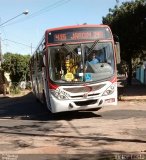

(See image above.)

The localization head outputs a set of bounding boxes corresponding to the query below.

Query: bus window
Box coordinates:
[48,42,114,83]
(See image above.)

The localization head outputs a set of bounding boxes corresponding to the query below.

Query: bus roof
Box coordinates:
[45,24,110,34]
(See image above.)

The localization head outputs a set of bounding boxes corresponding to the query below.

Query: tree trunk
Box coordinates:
[127,58,132,85]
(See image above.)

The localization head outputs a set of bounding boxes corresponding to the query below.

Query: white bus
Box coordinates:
[30,24,120,113]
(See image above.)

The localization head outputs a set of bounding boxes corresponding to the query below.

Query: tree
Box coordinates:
[103,0,146,85]
[2,52,31,84]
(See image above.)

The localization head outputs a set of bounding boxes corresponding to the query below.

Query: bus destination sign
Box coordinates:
[48,27,112,43]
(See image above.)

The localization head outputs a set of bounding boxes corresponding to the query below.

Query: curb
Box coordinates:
[120,96,146,101]
[0,90,31,98]
[8,90,31,98]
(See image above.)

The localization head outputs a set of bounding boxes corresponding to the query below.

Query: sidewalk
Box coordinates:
[0,90,31,99]
[118,77,146,101]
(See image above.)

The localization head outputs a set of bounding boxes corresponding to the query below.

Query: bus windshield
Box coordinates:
[48,42,114,84]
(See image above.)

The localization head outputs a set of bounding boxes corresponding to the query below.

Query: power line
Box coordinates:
[0,11,29,66]
[2,39,34,48]
[0,0,71,56]
[2,39,34,55]
[28,0,70,19]
[0,10,28,27]
[2,0,71,28]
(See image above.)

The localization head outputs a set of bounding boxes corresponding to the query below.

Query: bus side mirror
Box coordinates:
[115,42,121,64]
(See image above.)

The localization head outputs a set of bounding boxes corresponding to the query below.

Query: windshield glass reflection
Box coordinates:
[49,42,114,84]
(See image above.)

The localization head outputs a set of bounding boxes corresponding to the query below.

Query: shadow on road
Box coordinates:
[0,92,146,156]
[0,92,101,121]
[0,150,142,160]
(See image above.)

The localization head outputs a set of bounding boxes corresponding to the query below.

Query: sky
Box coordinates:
[0,0,128,55]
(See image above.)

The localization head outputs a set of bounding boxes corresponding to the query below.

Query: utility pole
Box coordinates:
[31,43,33,55]
[0,35,5,95]
[0,36,2,68]
[0,10,29,67]
[0,16,2,68]
[0,10,29,96]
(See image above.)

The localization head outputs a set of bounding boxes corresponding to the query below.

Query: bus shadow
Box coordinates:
[47,110,102,121]
[0,92,102,121]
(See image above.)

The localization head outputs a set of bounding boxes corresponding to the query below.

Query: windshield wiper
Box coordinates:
[87,39,100,57]
[62,43,78,58]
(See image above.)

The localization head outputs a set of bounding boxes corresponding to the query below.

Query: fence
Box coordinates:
[136,62,146,85]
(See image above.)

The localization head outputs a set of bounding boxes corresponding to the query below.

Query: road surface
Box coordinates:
[0,92,146,159]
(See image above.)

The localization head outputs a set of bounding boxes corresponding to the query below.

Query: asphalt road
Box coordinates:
[0,92,146,160]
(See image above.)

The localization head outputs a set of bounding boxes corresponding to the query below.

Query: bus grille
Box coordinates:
[74,100,97,106]
[63,84,105,93]
[70,93,100,98]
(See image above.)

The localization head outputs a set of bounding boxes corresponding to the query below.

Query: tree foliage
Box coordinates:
[103,0,146,85]
[2,52,31,83]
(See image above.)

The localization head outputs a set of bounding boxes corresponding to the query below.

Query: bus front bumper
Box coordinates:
[49,96,117,113]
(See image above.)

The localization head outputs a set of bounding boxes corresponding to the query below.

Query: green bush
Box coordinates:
[10,84,21,95]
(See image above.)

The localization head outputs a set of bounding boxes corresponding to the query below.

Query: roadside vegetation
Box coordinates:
[1,0,146,93]
[1,52,31,94]
[103,0,146,85]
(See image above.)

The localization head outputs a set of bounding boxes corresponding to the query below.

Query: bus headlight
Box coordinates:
[102,84,115,96]
[51,89,69,100]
